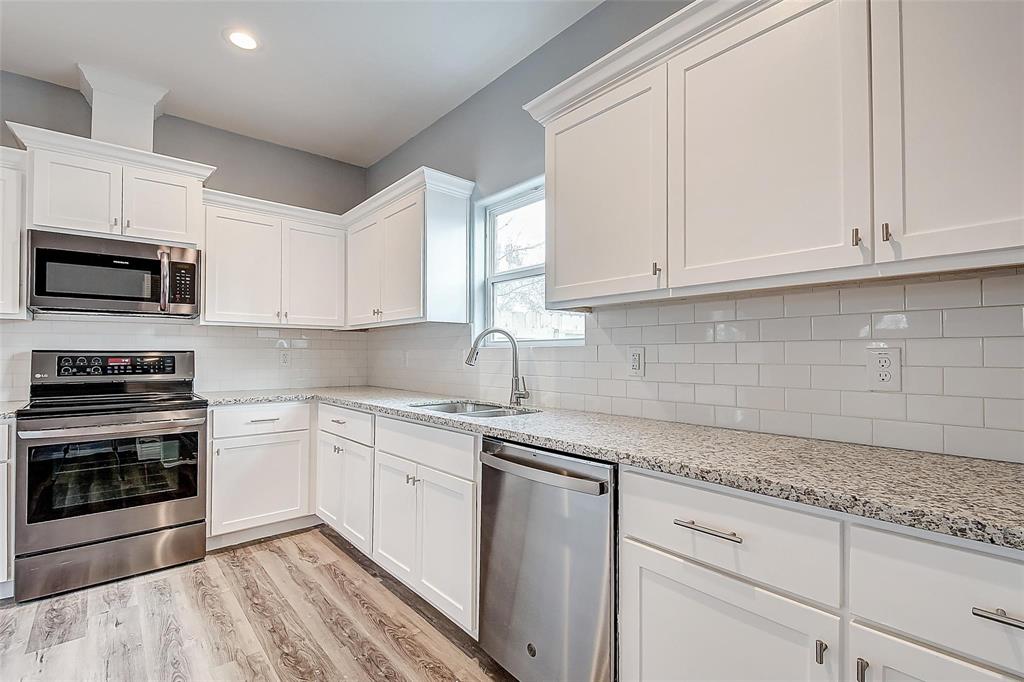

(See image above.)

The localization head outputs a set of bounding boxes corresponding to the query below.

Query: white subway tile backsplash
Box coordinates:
[906,279,980,310]
[695,300,736,322]
[905,338,983,367]
[785,290,838,317]
[943,306,1024,337]
[984,399,1024,431]
[906,395,983,427]
[981,274,1024,306]
[984,338,1024,367]
[840,285,904,314]
[361,272,1024,463]
[944,426,1024,463]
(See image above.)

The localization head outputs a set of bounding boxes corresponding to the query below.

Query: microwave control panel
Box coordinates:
[56,355,176,377]
[170,262,197,304]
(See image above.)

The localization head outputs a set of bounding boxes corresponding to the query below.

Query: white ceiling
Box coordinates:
[0,1,600,167]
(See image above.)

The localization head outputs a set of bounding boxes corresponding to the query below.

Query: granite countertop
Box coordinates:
[0,401,25,420]
[204,386,1024,551]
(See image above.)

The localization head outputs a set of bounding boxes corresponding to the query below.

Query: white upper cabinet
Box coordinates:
[203,191,348,328]
[379,190,425,323]
[205,205,283,325]
[666,0,872,287]
[122,165,203,243]
[283,219,345,327]
[30,149,122,234]
[871,0,1024,261]
[9,123,214,244]
[544,65,667,303]
[342,167,473,328]
[526,0,1024,307]
[0,153,25,317]
[346,215,383,326]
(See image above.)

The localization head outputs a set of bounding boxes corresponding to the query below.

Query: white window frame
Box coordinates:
[479,177,584,347]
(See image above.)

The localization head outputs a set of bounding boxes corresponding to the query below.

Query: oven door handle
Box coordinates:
[159,251,171,312]
[18,417,206,440]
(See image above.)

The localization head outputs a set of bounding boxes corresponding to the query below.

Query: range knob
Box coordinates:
[90,357,102,365]
[59,366,73,375]
[75,356,88,366]
[88,366,102,375]
[59,357,72,366]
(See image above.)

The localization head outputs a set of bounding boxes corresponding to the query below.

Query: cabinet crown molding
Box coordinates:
[202,188,345,228]
[340,166,474,229]
[5,121,216,180]
[0,146,26,171]
[523,0,768,125]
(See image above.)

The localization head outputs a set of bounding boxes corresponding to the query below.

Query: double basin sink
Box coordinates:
[412,401,539,418]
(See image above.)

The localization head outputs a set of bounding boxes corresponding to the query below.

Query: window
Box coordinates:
[484,185,584,343]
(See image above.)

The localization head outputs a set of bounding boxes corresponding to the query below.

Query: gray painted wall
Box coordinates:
[366,0,691,197]
[0,70,366,215]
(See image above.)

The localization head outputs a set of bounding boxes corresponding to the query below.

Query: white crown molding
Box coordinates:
[77,64,168,118]
[5,122,216,180]
[340,166,475,228]
[203,188,345,228]
[523,0,770,124]
[0,146,27,171]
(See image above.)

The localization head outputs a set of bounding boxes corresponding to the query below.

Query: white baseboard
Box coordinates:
[0,580,12,600]
[206,514,322,552]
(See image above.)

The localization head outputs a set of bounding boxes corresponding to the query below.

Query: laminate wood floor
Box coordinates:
[0,528,512,682]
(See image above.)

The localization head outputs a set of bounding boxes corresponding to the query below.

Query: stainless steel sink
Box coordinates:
[411,401,539,418]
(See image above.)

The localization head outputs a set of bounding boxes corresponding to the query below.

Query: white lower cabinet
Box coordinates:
[620,537,840,682]
[372,443,476,632]
[848,624,1018,682]
[0,432,8,583]
[316,430,373,555]
[211,430,310,536]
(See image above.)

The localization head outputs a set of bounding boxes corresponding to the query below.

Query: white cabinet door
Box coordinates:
[211,430,310,536]
[545,66,667,303]
[346,216,382,326]
[667,0,872,288]
[0,167,23,315]
[380,191,424,323]
[315,431,344,531]
[849,624,1017,682]
[30,150,122,234]
[282,220,345,327]
[204,206,283,325]
[416,465,474,630]
[372,450,418,583]
[620,538,839,682]
[0,459,8,583]
[872,0,1024,262]
[121,166,202,244]
[339,439,374,555]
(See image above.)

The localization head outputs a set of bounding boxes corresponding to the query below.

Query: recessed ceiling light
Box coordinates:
[226,30,258,51]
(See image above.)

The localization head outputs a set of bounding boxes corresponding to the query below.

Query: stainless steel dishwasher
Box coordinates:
[479,438,615,682]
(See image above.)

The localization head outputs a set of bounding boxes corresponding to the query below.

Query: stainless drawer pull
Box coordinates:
[814,640,828,665]
[856,658,869,682]
[673,519,743,544]
[330,419,347,425]
[972,607,1024,631]
[247,417,280,424]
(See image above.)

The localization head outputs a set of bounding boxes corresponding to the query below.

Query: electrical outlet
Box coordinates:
[279,350,291,368]
[866,347,901,391]
[628,346,645,377]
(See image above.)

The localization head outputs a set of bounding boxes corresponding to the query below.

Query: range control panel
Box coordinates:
[56,354,177,377]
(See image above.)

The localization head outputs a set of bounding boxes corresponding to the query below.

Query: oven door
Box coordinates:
[27,230,199,317]
[15,410,207,556]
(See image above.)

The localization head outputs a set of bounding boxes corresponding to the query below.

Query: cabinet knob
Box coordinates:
[856,657,869,682]
[881,222,892,242]
[112,217,119,227]
[276,311,281,319]
[215,448,220,457]
[851,228,863,246]
[814,640,828,665]
[284,311,289,321]
[652,261,662,276]
[125,219,131,229]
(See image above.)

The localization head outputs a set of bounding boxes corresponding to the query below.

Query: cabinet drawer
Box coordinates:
[375,417,475,480]
[850,525,1024,675]
[621,471,841,606]
[212,402,310,438]
[318,403,373,445]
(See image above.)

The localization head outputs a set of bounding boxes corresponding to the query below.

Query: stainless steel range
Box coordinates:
[14,350,207,601]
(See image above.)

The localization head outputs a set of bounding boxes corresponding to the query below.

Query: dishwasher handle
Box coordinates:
[480,451,608,496]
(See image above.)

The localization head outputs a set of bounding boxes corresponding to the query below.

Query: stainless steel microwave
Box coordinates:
[28,230,200,318]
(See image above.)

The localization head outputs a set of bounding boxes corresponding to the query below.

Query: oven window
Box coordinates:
[25,433,200,524]
[35,248,160,302]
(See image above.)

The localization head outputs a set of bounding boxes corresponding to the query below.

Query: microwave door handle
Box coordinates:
[159,252,170,312]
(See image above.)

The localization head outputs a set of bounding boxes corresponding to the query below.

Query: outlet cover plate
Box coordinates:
[866,347,901,391]
[628,346,645,377]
